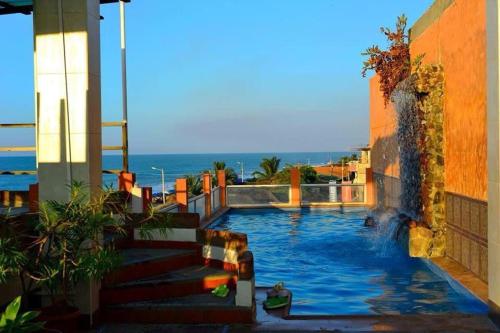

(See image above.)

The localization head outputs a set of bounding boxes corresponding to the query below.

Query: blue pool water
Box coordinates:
[210,208,488,315]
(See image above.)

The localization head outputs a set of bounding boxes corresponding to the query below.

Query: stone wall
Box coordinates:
[445,192,488,282]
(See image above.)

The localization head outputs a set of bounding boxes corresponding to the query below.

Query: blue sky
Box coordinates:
[0,0,433,154]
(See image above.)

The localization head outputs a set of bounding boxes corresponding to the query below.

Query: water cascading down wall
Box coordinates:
[393,65,445,257]
[370,0,488,281]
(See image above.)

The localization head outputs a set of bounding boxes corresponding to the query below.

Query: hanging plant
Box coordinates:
[362,15,412,105]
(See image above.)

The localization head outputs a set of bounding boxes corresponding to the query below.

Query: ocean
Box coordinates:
[0,152,351,193]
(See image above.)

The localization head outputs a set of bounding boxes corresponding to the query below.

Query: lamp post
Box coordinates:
[152,166,166,204]
[237,162,244,184]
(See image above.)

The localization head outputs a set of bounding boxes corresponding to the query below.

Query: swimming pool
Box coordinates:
[209,208,487,315]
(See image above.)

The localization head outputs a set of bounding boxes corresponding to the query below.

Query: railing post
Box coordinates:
[217,170,226,208]
[142,187,152,213]
[28,183,39,212]
[290,167,301,207]
[176,178,188,212]
[341,182,352,203]
[203,173,212,218]
[118,171,136,193]
[365,167,374,206]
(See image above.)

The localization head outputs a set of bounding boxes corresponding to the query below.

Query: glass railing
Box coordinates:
[212,186,221,211]
[188,193,206,220]
[300,184,365,204]
[226,185,290,207]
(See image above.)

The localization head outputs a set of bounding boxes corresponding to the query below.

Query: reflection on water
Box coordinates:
[209,208,487,315]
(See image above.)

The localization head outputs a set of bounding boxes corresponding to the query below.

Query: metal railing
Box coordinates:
[188,193,206,220]
[0,121,128,175]
[227,184,291,207]
[300,183,365,204]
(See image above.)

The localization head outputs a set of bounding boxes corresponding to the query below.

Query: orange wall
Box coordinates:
[369,76,399,179]
[410,0,487,201]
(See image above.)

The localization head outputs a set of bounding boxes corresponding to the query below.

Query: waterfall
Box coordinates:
[368,211,407,257]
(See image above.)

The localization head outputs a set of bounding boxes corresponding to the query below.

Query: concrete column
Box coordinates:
[217,170,226,208]
[176,178,188,212]
[203,173,212,218]
[28,183,39,212]
[34,0,102,202]
[365,167,374,206]
[487,0,500,318]
[290,167,300,207]
[118,171,136,193]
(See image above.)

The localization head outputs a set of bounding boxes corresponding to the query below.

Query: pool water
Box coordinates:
[210,208,488,315]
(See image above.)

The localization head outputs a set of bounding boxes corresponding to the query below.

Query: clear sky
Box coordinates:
[0,0,433,154]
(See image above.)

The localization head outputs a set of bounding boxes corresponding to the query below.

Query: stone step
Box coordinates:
[101,265,237,305]
[103,248,201,286]
[102,292,254,324]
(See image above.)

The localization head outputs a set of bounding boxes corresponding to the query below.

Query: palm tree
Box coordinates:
[185,175,203,196]
[212,161,238,185]
[252,156,281,180]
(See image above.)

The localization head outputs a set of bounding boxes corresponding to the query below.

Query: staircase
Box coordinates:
[100,217,255,325]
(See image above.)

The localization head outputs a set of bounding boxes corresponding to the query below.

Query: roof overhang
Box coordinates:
[0,0,130,16]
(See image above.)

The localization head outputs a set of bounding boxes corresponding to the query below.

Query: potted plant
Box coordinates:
[29,182,125,331]
[0,182,171,332]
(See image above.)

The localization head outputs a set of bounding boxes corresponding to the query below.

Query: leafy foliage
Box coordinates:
[252,157,281,181]
[29,182,125,304]
[273,165,318,184]
[133,211,172,241]
[184,175,203,196]
[0,213,28,285]
[0,296,44,333]
[337,154,358,164]
[212,161,238,185]
[362,15,412,104]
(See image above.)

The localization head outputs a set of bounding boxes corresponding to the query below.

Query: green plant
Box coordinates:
[0,213,27,285]
[362,15,412,105]
[252,157,281,181]
[273,165,318,184]
[184,175,203,196]
[212,161,238,185]
[0,296,44,333]
[337,154,358,164]
[30,182,125,305]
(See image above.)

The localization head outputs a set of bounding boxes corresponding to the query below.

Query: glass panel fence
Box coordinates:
[188,194,206,220]
[227,185,290,207]
[159,203,179,213]
[300,184,365,204]
[212,187,221,211]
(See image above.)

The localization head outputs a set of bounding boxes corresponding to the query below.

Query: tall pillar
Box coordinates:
[203,173,212,218]
[487,0,500,319]
[34,0,102,202]
[217,170,226,208]
[365,167,374,206]
[176,178,188,213]
[290,167,300,207]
